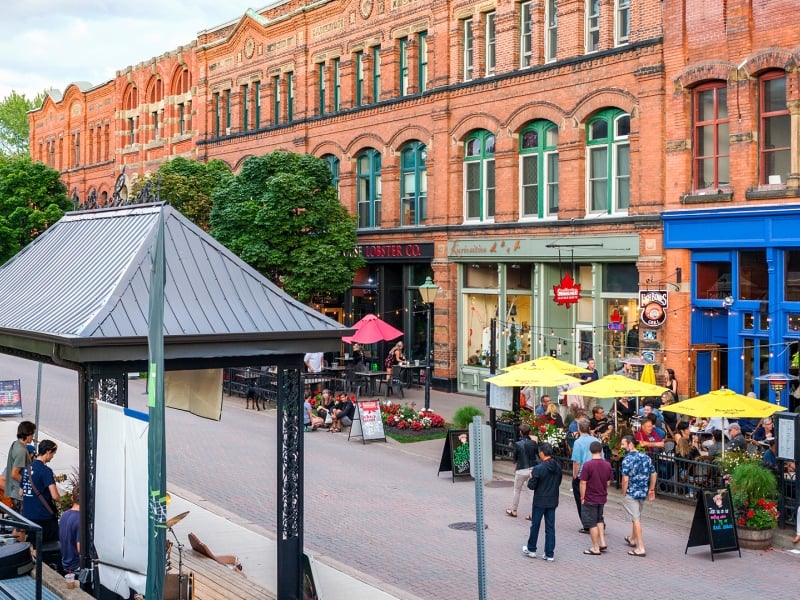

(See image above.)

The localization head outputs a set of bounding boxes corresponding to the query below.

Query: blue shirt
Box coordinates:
[571,434,597,476]
[21,460,57,521]
[621,450,655,500]
[59,508,81,573]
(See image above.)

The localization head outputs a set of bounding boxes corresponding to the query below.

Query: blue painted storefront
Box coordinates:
[663,204,800,406]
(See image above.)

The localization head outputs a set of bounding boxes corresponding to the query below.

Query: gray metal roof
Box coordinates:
[0,203,349,365]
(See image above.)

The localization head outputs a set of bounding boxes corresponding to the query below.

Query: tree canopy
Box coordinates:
[132,157,232,231]
[0,91,43,156]
[210,151,364,303]
[0,155,70,264]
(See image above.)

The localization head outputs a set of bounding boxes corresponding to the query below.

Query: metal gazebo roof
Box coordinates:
[0,202,349,367]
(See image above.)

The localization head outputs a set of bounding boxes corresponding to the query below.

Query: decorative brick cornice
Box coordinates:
[674,61,736,90]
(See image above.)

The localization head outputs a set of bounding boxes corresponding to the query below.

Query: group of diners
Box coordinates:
[303,388,356,433]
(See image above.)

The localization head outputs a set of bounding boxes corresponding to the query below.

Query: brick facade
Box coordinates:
[27,0,800,395]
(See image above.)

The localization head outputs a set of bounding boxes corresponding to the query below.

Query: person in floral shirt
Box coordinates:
[620,435,656,557]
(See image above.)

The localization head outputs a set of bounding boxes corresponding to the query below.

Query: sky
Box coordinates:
[0,1,261,100]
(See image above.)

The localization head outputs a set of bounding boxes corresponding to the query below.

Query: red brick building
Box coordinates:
[30,1,799,399]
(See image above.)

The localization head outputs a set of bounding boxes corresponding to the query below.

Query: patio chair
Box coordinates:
[377,366,404,399]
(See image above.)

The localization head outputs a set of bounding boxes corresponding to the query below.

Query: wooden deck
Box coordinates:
[177,548,274,600]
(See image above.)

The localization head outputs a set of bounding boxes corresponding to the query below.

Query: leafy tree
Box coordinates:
[0,91,43,156]
[132,157,232,231]
[211,151,364,302]
[0,155,70,263]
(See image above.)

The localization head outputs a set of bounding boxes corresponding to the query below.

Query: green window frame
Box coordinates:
[357,149,382,229]
[586,109,630,214]
[273,76,281,125]
[372,46,381,103]
[333,58,340,111]
[418,32,428,93]
[355,51,364,106]
[400,141,427,226]
[324,155,340,193]
[241,84,249,132]
[520,121,559,218]
[213,93,220,137]
[464,130,495,221]
[399,37,409,97]
[224,89,231,131]
[318,63,326,115]
[254,81,261,127]
[286,72,294,122]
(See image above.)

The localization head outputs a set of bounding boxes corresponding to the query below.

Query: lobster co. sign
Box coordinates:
[640,290,668,328]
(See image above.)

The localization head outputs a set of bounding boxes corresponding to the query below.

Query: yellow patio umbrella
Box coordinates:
[503,356,591,374]
[577,374,669,399]
[485,368,583,388]
[661,388,787,419]
[640,363,656,385]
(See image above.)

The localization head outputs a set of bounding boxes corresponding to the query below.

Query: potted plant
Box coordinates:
[729,461,779,549]
[452,405,485,430]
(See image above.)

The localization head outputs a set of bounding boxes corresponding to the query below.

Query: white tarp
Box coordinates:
[94,402,149,596]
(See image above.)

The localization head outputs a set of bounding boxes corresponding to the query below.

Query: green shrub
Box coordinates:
[452,405,485,429]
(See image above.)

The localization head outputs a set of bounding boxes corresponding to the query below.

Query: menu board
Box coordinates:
[348,400,386,443]
[775,412,797,461]
[0,380,22,416]
[685,487,740,559]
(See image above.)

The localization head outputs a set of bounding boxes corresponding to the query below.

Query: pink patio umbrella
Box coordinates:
[342,313,404,344]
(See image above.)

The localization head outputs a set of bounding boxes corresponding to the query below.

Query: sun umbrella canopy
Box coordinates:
[485,368,583,388]
[640,364,656,385]
[661,388,788,419]
[503,356,591,374]
[578,374,669,399]
[342,314,403,344]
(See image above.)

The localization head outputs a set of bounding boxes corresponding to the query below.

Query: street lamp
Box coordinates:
[419,276,439,411]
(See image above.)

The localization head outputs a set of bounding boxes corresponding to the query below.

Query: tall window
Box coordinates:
[693,82,729,190]
[254,81,261,127]
[760,72,789,185]
[73,132,80,167]
[418,32,428,93]
[520,121,559,218]
[355,51,365,106]
[241,84,249,132]
[357,149,382,228]
[324,155,340,193]
[286,72,294,122]
[464,130,496,221]
[615,0,630,45]
[586,0,600,53]
[399,37,409,97]
[224,89,231,132]
[318,63,326,115]
[520,2,533,68]
[129,116,136,144]
[332,58,341,111]
[177,103,185,135]
[400,141,427,226]
[587,109,630,214]
[372,46,381,102]
[545,0,558,62]
[463,18,474,81]
[213,92,220,137]
[151,111,159,141]
[273,76,281,125]
[485,12,496,76]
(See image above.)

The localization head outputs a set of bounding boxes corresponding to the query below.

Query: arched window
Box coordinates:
[520,121,558,218]
[692,82,728,190]
[586,109,629,214]
[759,71,789,185]
[323,154,340,193]
[357,149,382,228]
[400,141,427,226]
[122,85,138,110]
[464,130,495,221]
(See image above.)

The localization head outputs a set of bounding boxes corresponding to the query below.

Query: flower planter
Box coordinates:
[735,525,774,550]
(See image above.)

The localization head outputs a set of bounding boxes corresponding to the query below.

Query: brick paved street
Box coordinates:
[3,355,799,599]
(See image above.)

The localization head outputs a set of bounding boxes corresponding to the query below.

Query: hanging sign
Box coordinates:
[608,308,625,331]
[553,273,581,308]
[639,290,668,328]
[0,380,22,416]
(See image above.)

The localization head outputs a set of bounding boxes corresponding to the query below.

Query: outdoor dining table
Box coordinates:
[397,362,428,389]
[358,371,389,396]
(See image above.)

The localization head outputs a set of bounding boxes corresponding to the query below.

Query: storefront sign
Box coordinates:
[608,308,624,331]
[360,243,434,261]
[640,290,668,328]
[553,273,581,308]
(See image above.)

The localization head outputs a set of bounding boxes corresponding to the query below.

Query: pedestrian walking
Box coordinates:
[571,418,597,533]
[5,420,35,512]
[579,441,613,555]
[505,423,538,519]
[521,442,562,562]
[620,434,656,557]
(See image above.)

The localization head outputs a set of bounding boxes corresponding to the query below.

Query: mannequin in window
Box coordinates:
[626,324,639,354]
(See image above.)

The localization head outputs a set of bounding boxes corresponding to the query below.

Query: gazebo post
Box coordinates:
[277,366,304,600]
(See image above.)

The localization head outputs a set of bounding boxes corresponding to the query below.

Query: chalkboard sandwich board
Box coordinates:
[685,488,740,560]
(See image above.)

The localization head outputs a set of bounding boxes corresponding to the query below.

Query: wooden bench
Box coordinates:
[178,549,274,600]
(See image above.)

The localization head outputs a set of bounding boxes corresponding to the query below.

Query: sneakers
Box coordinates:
[541,555,554,562]
[521,546,537,558]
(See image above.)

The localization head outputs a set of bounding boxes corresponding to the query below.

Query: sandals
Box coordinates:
[624,536,636,548]
[627,550,646,557]
[525,515,532,521]
[583,549,601,555]
[505,509,517,518]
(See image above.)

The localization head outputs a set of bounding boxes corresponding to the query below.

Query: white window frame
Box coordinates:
[463,18,474,81]
[586,112,630,215]
[615,0,630,46]
[485,12,496,76]
[586,0,600,53]
[520,2,533,68]
[545,0,558,63]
